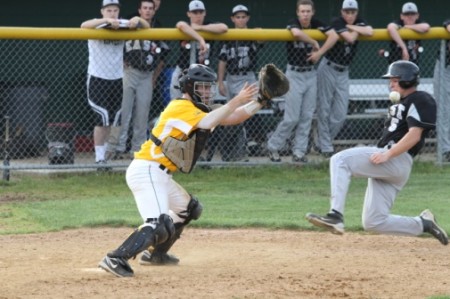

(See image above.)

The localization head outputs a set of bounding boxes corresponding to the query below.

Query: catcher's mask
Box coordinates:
[382,60,420,89]
[179,64,217,104]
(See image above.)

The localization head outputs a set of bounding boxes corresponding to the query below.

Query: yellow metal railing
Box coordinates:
[0,27,449,41]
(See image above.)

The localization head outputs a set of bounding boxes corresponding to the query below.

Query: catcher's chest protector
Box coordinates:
[161,128,210,173]
[153,100,212,173]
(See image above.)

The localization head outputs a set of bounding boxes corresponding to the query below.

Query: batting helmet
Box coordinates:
[179,64,217,104]
[381,60,420,88]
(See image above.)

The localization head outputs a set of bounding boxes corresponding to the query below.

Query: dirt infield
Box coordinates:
[1,228,449,299]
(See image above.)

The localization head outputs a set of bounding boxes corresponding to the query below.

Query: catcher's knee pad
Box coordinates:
[108,214,174,260]
[152,197,203,256]
[152,222,185,255]
[180,195,203,224]
[154,214,175,246]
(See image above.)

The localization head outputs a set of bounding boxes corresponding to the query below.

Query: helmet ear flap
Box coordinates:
[399,81,414,89]
[178,69,189,93]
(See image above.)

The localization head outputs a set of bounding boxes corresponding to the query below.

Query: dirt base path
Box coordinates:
[0,228,449,299]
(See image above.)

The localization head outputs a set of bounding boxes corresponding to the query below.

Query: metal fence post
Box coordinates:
[3,116,10,181]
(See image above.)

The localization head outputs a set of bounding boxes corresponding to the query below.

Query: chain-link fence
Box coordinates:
[0,28,448,178]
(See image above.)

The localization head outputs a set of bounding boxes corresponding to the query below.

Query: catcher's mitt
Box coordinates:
[257,63,290,107]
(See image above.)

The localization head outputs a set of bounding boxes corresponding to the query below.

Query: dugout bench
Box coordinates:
[332,78,435,147]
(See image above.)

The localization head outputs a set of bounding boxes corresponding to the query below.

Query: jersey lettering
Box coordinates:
[219,41,260,72]
[237,46,250,69]
[103,40,122,45]
[387,104,405,132]
[293,41,310,49]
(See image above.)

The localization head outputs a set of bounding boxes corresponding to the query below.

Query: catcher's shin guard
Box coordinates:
[108,214,175,260]
[151,196,203,257]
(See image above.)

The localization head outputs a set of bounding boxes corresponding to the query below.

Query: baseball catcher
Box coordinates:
[98,63,290,278]
[99,64,289,277]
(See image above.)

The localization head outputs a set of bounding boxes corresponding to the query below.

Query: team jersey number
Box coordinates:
[388,103,405,132]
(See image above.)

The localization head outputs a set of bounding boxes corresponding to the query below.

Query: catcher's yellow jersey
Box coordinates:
[134,99,207,172]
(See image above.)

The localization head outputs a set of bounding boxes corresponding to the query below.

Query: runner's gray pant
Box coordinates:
[330,146,424,236]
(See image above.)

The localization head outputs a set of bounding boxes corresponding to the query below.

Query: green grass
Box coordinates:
[1,162,450,235]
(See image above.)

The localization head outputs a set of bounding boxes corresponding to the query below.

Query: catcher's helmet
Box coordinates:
[381,60,420,88]
[179,64,217,104]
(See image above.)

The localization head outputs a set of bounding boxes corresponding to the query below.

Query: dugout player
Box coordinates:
[111,0,170,158]
[267,0,338,163]
[306,61,448,246]
[315,0,373,158]
[215,4,263,162]
[169,0,228,100]
[385,2,429,65]
[81,0,149,169]
[433,19,450,163]
[98,64,266,277]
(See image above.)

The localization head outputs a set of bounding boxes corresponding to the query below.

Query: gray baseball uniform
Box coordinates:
[329,90,436,235]
[316,15,370,154]
[268,17,331,158]
[268,68,317,155]
[433,19,450,158]
[218,39,261,161]
[169,20,216,100]
[117,39,168,153]
[387,18,425,65]
[118,67,154,153]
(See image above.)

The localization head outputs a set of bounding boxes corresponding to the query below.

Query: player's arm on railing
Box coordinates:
[191,22,228,34]
[403,22,430,33]
[176,21,207,54]
[387,22,409,60]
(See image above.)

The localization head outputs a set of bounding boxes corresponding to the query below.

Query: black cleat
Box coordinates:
[96,160,112,172]
[139,250,180,266]
[420,209,448,245]
[320,152,334,159]
[292,154,308,163]
[268,150,281,162]
[98,256,134,277]
[306,211,345,235]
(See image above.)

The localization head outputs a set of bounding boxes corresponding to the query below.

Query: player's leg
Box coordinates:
[87,75,114,164]
[169,66,182,100]
[362,158,448,245]
[292,71,317,162]
[115,67,137,155]
[361,177,422,235]
[435,62,450,161]
[329,71,349,140]
[140,180,203,265]
[132,70,153,153]
[98,160,175,277]
[103,78,123,164]
[233,74,255,161]
[221,75,246,161]
[316,60,335,154]
[267,70,302,161]
[443,67,450,158]
[306,146,406,234]
[99,214,174,277]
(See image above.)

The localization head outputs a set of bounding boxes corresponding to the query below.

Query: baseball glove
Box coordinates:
[257,63,290,107]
